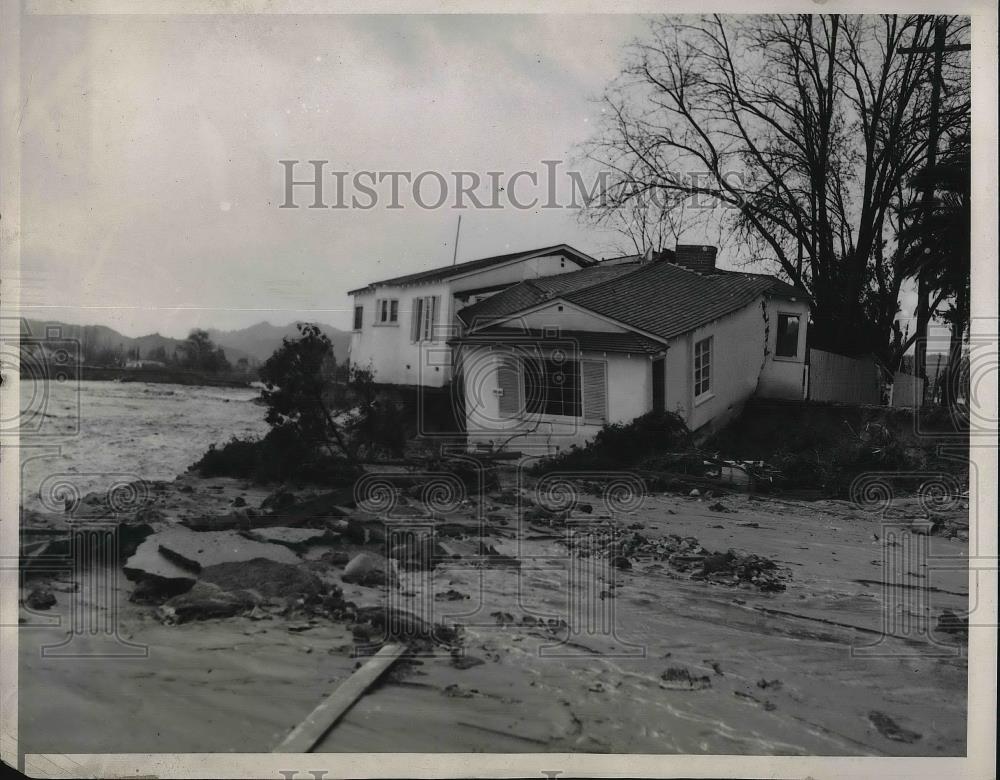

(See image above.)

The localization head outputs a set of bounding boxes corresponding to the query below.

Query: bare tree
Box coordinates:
[579,14,969,360]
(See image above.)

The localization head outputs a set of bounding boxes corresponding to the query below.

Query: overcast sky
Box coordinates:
[20,13,657,337]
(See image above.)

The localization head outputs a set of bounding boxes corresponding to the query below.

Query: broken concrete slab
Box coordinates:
[154,528,300,572]
[123,536,199,599]
[242,527,339,551]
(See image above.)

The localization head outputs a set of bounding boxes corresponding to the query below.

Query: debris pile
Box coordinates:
[559,525,790,592]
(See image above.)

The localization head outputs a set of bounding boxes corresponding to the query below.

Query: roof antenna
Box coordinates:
[452,214,462,265]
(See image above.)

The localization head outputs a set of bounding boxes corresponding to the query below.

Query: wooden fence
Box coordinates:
[806,348,881,405]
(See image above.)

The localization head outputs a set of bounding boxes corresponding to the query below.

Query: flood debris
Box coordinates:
[659,667,712,691]
[199,558,324,601]
[342,552,398,588]
[24,588,57,611]
[868,710,922,743]
[158,582,259,624]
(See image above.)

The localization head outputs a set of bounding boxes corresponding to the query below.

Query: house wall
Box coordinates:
[349,253,588,388]
[757,298,810,400]
[459,344,652,455]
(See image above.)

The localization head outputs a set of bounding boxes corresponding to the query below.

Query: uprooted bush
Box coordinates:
[705,399,968,497]
[529,411,694,475]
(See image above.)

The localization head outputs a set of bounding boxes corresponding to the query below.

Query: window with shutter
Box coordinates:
[496,355,522,418]
[582,360,608,424]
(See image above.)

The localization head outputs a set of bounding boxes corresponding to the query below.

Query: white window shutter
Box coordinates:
[582,360,608,424]
[497,355,522,418]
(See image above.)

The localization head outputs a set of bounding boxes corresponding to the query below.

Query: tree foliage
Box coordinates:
[580,14,970,360]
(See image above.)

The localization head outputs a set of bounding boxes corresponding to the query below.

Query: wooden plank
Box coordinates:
[273,642,408,753]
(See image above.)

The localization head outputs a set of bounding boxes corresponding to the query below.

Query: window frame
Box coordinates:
[374,297,399,326]
[352,305,364,331]
[411,295,439,342]
[693,336,713,401]
[774,311,801,359]
[523,355,582,419]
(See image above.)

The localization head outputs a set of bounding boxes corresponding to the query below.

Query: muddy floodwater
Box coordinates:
[17,381,969,758]
[20,380,268,510]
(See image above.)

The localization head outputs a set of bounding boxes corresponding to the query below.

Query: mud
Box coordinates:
[19,470,969,755]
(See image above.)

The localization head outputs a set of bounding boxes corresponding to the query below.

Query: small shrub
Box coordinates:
[530,411,692,474]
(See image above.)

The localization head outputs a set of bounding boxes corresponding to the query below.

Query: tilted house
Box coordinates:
[452,245,810,454]
[348,242,809,455]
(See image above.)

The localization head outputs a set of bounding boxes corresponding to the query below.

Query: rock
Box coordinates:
[868,710,921,743]
[261,488,297,511]
[264,489,353,527]
[708,501,731,513]
[611,555,632,570]
[435,589,469,601]
[180,512,251,532]
[199,558,325,601]
[320,550,351,566]
[158,582,258,624]
[342,552,397,588]
[154,528,300,572]
[243,526,338,551]
[24,588,56,610]
[689,489,701,497]
[451,654,486,670]
[123,536,198,599]
[232,496,247,507]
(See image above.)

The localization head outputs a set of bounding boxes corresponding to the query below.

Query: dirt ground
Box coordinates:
[18,472,969,756]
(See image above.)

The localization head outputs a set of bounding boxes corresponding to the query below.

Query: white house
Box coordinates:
[451,245,810,454]
[349,242,810,455]
[347,244,596,388]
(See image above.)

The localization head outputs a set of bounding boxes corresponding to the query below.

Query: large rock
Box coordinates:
[342,552,397,588]
[199,558,324,601]
[158,582,259,624]
[154,528,300,572]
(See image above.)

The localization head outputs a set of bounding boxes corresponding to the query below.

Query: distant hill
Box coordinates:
[206,321,351,364]
[19,319,348,367]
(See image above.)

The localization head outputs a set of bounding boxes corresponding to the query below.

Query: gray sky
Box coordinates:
[20,13,652,337]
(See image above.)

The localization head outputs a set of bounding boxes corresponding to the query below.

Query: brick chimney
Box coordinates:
[674,244,718,273]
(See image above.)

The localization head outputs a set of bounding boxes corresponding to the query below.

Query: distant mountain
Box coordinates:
[20,318,350,367]
[21,319,250,367]
[206,321,351,364]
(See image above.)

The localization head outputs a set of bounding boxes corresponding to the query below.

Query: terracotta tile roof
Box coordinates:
[347,244,595,295]
[458,260,807,341]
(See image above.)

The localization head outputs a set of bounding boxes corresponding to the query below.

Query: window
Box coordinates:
[694,337,712,398]
[375,298,399,325]
[775,313,800,358]
[411,296,439,342]
[353,305,364,331]
[524,357,581,417]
